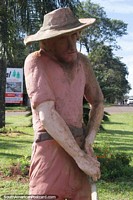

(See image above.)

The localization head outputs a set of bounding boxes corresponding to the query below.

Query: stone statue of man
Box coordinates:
[24,7,104,200]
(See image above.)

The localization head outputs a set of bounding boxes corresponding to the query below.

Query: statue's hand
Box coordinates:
[85,143,96,158]
[75,151,101,181]
[84,134,94,153]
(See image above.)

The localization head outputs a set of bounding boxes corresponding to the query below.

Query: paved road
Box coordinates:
[5,111,29,116]
[5,105,133,116]
[104,105,133,114]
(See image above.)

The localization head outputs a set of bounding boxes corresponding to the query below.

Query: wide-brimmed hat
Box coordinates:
[24,7,96,45]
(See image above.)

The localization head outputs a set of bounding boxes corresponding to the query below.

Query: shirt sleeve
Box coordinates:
[24,52,55,109]
[79,53,103,105]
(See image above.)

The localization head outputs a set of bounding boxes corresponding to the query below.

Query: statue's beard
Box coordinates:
[44,45,78,69]
[56,52,78,69]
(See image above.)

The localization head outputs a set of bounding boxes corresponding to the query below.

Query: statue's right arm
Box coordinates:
[36,100,101,181]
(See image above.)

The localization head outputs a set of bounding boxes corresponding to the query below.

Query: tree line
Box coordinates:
[0,0,131,127]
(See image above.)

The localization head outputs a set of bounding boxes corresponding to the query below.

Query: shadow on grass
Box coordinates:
[103,129,133,136]
[6,122,12,125]
[0,141,18,149]
[0,139,33,151]
[0,152,22,160]
[0,131,32,136]
[0,140,32,167]
[109,140,133,153]
[103,121,125,125]
[98,129,133,155]
[6,123,32,127]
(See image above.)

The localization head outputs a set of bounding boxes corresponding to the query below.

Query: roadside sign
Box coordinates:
[5,68,23,104]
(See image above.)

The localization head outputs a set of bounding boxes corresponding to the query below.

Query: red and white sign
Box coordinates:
[5,68,23,104]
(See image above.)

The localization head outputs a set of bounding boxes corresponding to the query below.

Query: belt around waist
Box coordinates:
[35,126,85,143]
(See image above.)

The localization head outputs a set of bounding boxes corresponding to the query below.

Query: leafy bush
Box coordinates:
[17,156,30,176]
[94,145,132,181]
[2,156,30,177]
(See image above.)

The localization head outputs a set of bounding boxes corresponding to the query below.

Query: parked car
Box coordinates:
[127,98,133,105]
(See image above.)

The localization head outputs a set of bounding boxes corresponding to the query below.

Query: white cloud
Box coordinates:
[92,0,133,14]
[81,0,133,94]
[117,38,133,54]
[121,55,133,95]
[114,30,133,62]
[122,55,133,66]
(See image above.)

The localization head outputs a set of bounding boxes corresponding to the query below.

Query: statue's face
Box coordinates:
[46,32,78,65]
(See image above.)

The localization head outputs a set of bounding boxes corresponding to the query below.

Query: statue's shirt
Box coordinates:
[24,49,86,133]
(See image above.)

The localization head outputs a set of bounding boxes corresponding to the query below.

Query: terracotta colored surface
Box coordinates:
[24,49,86,133]
[29,140,91,200]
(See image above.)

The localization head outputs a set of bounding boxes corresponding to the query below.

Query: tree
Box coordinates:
[1,0,81,67]
[0,0,81,128]
[77,0,130,101]
[78,0,127,52]
[0,0,10,128]
[16,0,81,35]
[0,59,6,128]
[88,44,131,103]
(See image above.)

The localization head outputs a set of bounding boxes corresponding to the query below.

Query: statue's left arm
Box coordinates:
[80,53,104,154]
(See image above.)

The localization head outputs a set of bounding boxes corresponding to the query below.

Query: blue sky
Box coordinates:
[80,0,133,96]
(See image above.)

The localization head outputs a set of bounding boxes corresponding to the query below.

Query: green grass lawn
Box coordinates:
[0,111,133,199]
[96,113,133,200]
[0,114,33,168]
[0,113,32,198]
[96,113,133,163]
